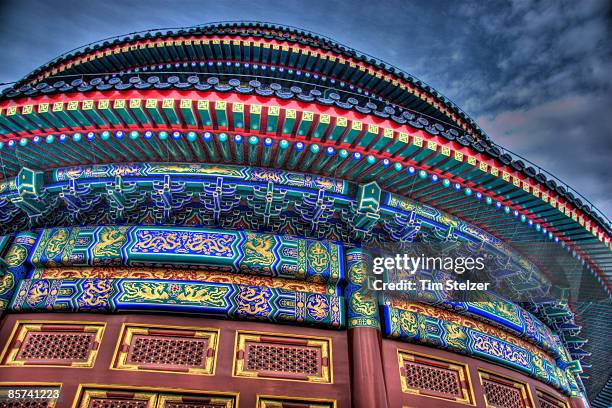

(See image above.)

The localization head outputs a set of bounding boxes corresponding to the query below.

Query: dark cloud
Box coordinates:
[0,0,609,218]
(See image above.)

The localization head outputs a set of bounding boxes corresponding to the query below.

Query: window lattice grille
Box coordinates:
[245,342,321,376]
[402,360,462,398]
[127,335,208,368]
[17,332,95,362]
[88,399,148,408]
[482,379,526,408]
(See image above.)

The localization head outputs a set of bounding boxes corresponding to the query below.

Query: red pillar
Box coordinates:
[349,327,389,408]
[569,396,590,408]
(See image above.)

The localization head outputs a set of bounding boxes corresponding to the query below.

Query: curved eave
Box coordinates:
[8,22,483,139]
[0,90,609,295]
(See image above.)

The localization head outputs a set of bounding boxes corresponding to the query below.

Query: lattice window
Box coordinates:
[255,396,335,408]
[88,399,150,408]
[536,389,569,408]
[479,370,533,408]
[75,389,236,408]
[18,332,95,362]
[245,343,320,375]
[157,393,236,408]
[0,322,105,367]
[76,390,157,408]
[397,349,473,405]
[113,324,218,375]
[234,331,332,383]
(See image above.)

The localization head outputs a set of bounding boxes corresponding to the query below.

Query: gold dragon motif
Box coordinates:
[92,227,127,258]
[242,234,275,266]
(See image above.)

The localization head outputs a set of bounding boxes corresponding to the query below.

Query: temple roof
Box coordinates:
[0,21,609,398]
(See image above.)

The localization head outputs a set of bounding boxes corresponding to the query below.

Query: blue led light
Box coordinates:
[144,130,153,139]
[382,159,390,167]
[172,131,182,140]
[454,183,461,191]
[87,132,95,141]
[295,142,304,151]
[115,131,124,139]
[59,133,68,142]
[233,134,242,143]
[264,138,273,147]
[202,132,212,141]
[353,152,361,160]
[325,146,335,156]
[408,166,416,175]
[7,140,16,148]
[33,136,41,144]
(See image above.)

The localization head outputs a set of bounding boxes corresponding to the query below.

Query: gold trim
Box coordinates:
[77,389,157,408]
[0,320,106,368]
[110,323,219,376]
[477,368,536,408]
[256,394,336,408]
[233,330,333,384]
[158,393,236,408]
[535,388,570,408]
[396,348,475,406]
[72,384,239,408]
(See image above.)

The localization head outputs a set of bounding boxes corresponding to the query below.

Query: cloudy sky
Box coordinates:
[0,0,610,218]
